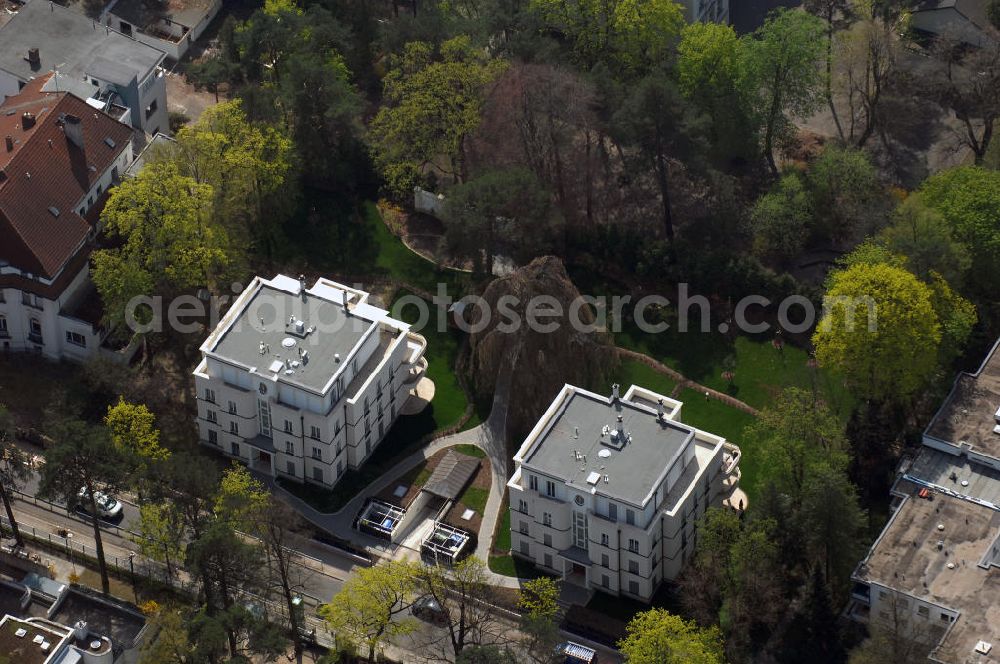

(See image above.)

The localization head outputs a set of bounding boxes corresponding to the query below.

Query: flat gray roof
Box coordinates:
[926,339,1000,462]
[906,448,1000,508]
[856,488,1000,664]
[210,284,377,394]
[423,450,480,501]
[524,389,693,506]
[0,1,164,84]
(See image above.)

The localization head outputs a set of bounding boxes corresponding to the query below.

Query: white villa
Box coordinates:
[193,274,428,487]
[507,383,742,601]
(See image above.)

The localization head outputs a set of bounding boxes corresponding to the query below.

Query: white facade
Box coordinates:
[506,384,742,601]
[0,141,135,362]
[193,275,428,488]
[108,0,223,61]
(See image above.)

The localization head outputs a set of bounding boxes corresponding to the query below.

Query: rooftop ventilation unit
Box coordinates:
[975,641,993,655]
[268,359,284,373]
[586,471,601,485]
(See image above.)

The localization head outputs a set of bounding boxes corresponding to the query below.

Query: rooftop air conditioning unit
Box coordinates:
[975,641,993,655]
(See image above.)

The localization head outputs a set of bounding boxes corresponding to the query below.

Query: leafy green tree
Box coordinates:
[370,37,507,197]
[529,0,684,71]
[679,507,741,625]
[139,607,196,664]
[105,397,169,497]
[781,566,846,664]
[518,576,560,622]
[919,166,1000,295]
[812,262,942,404]
[749,172,811,267]
[677,22,758,163]
[612,73,708,254]
[93,160,228,332]
[320,561,417,663]
[722,519,785,660]
[808,145,888,243]
[878,194,971,287]
[516,576,562,663]
[38,419,129,594]
[0,406,28,548]
[799,465,867,595]
[743,388,849,501]
[741,9,826,174]
[136,503,184,579]
[442,168,560,275]
[619,608,725,664]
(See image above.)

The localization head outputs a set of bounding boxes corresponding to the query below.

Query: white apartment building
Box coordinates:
[849,339,1000,664]
[193,274,428,488]
[0,75,136,362]
[507,383,742,601]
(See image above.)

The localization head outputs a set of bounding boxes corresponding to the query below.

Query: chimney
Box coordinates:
[21,112,35,130]
[26,47,40,68]
[64,114,84,149]
[298,274,307,300]
[611,383,620,401]
[4,136,12,152]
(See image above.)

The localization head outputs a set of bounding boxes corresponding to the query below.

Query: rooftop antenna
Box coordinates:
[657,398,665,420]
[611,383,620,401]
[573,426,579,439]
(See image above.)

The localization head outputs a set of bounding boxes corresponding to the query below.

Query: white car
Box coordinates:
[76,488,123,519]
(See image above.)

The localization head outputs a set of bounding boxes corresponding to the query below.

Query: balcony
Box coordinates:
[27,332,43,345]
[722,442,741,475]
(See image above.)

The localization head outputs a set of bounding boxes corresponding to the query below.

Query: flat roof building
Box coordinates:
[193,274,428,488]
[507,383,743,601]
[850,339,1000,663]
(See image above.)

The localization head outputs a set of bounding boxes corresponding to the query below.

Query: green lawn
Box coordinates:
[458,486,489,515]
[600,357,678,398]
[392,290,474,433]
[495,507,511,551]
[488,554,551,578]
[453,444,487,458]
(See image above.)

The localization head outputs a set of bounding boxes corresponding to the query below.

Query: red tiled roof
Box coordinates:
[0,75,133,280]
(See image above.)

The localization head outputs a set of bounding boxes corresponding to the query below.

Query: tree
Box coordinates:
[411,557,502,659]
[38,419,130,594]
[529,0,683,71]
[319,561,417,662]
[781,566,846,664]
[618,608,725,664]
[0,406,28,548]
[93,160,229,332]
[812,262,942,404]
[749,173,811,267]
[677,22,758,164]
[171,100,295,255]
[105,397,169,497]
[877,194,971,287]
[808,145,888,244]
[919,166,1000,295]
[743,388,849,501]
[741,10,826,174]
[925,39,1000,165]
[517,576,562,663]
[679,507,741,625]
[612,73,708,255]
[370,37,507,197]
[442,168,561,275]
[799,465,867,597]
[722,519,786,660]
[456,645,520,664]
[990,0,1000,29]
[136,503,184,579]
[804,0,854,140]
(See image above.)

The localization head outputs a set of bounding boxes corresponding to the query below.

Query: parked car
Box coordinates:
[76,488,123,519]
[554,641,599,664]
[411,595,449,625]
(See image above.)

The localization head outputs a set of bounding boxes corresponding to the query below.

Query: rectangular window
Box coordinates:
[628,539,640,553]
[518,499,528,513]
[529,475,538,491]
[519,521,529,535]
[544,553,553,568]
[917,606,929,618]
[602,575,610,588]
[230,442,239,456]
[310,425,321,439]
[543,512,552,527]
[204,388,216,403]
[0,316,7,335]
[573,511,588,550]
[520,541,530,556]
[313,467,323,482]
[284,419,293,434]
[628,581,639,595]
[208,429,218,445]
[626,509,635,526]
[286,461,295,475]
[601,553,610,568]
[601,533,609,546]
[65,331,87,347]
[228,400,237,415]
[229,421,239,435]
[545,480,556,498]
[337,460,344,477]
[285,441,294,454]
[629,560,639,574]
[206,410,217,424]
[145,98,158,119]
[258,399,271,438]
[608,503,617,521]
[312,447,322,460]
[543,534,552,547]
